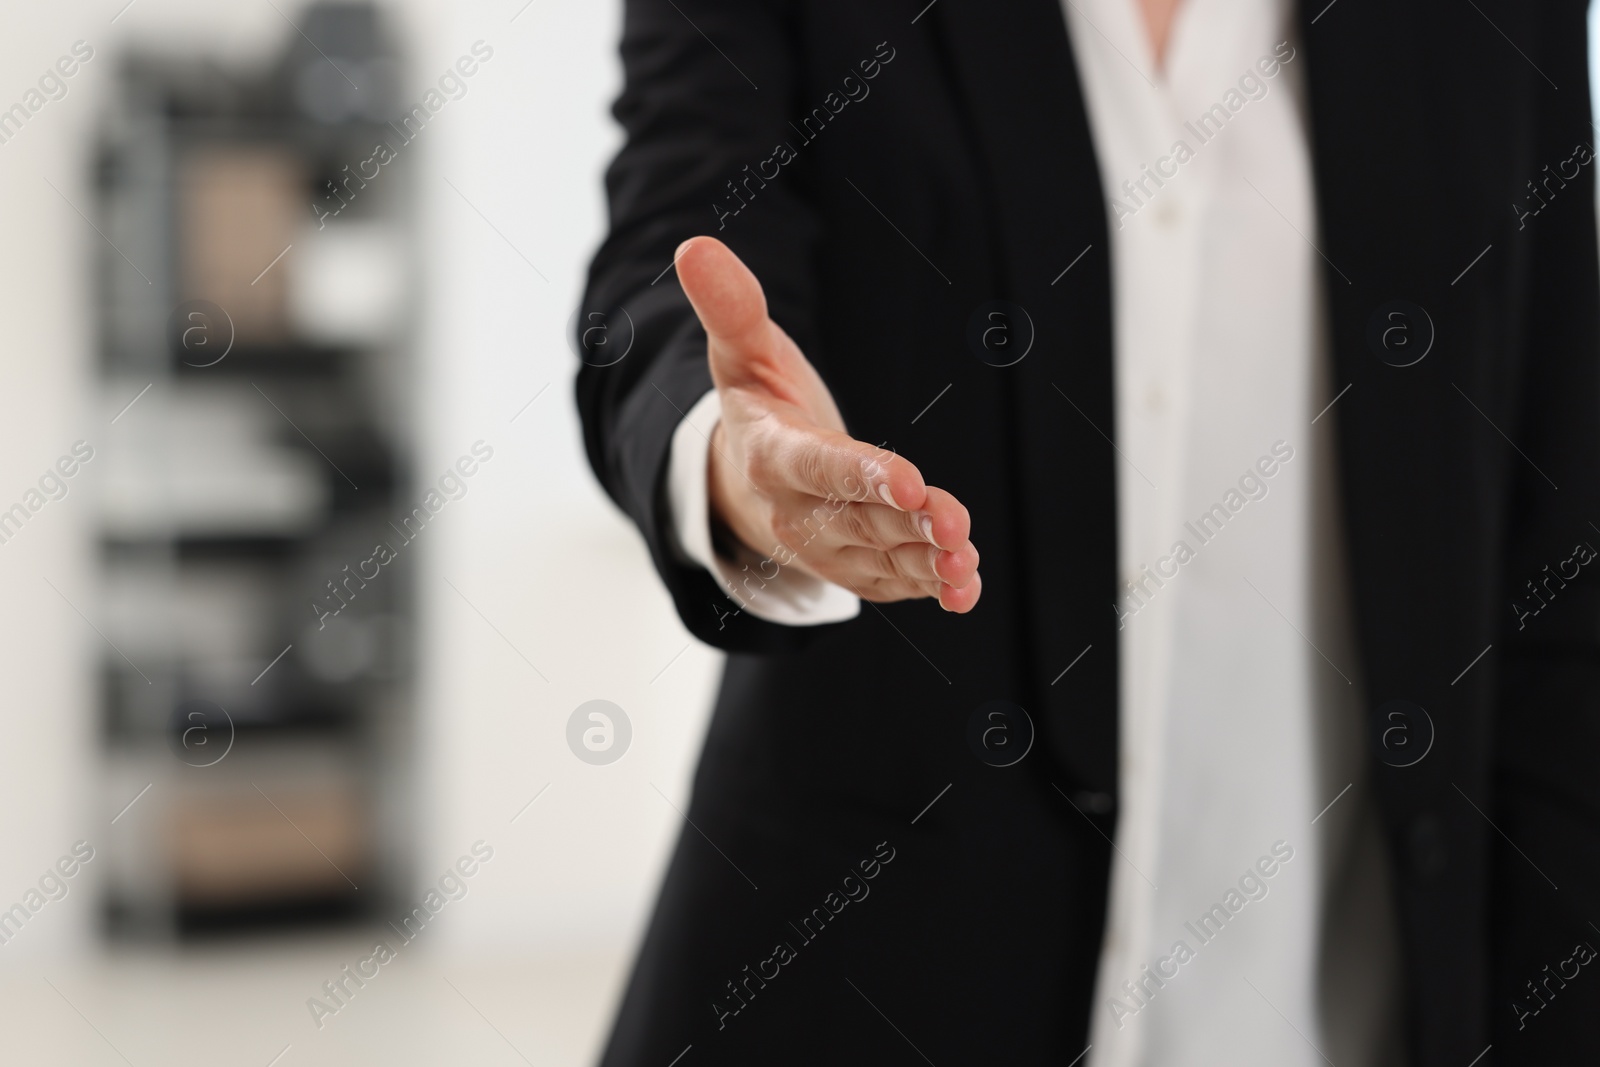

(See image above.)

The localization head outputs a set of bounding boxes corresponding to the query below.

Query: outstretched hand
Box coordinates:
[675,236,981,612]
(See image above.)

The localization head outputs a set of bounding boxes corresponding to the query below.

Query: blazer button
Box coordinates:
[1408,815,1447,877]
[1076,791,1115,815]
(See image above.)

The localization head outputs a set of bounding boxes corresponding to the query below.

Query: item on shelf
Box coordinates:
[177,145,303,345]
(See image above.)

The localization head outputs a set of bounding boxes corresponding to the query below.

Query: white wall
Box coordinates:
[0,0,724,992]
[404,0,725,964]
[0,1,114,966]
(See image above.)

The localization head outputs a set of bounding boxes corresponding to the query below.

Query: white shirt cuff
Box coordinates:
[666,389,861,626]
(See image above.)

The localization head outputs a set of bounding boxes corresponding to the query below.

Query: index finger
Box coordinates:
[767,424,929,511]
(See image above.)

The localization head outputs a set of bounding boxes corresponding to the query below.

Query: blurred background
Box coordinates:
[0,2,1597,1065]
[0,1,726,1063]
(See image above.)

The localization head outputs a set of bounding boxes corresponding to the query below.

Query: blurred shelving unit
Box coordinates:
[91,1,419,939]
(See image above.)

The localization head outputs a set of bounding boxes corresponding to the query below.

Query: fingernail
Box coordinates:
[916,513,935,544]
[877,483,900,509]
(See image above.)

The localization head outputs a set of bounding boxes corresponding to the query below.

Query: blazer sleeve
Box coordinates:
[574,0,851,653]
[1490,0,1600,1012]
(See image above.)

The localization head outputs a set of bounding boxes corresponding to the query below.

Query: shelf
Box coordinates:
[92,0,415,944]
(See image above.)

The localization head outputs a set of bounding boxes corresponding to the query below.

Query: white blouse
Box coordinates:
[665,0,1406,1061]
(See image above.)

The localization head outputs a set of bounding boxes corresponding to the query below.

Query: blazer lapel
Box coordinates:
[932,0,1122,795]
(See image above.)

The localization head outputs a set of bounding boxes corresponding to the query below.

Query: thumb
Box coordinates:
[675,236,777,390]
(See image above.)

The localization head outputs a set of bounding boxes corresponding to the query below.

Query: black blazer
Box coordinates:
[577,1,1600,1063]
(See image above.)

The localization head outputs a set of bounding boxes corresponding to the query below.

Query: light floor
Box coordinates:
[0,935,630,1066]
